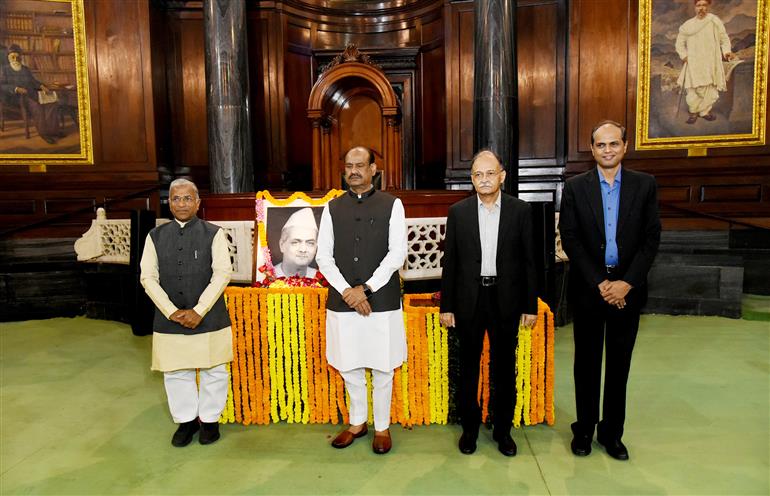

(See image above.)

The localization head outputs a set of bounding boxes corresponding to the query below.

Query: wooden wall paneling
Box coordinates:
[567,0,628,162]
[517,0,566,205]
[178,17,208,174]
[700,185,762,203]
[285,21,314,190]
[253,10,287,188]
[517,3,557,160]
[444,1,475,183]
[149,3,173,172]
[419,16,446,189]
[247,15,269,188]
[92,0,154,165]
[394,70,417,190]
[162,14,182,176]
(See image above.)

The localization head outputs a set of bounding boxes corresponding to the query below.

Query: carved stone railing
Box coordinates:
[401,217,446,280]
[75,208,254,283]
[75,209,565,284]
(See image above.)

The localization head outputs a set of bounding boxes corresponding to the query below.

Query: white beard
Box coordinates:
[9,61,22,71]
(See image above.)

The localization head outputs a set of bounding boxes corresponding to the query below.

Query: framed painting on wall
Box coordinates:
[0,0,92,165]
[636,0,769,150]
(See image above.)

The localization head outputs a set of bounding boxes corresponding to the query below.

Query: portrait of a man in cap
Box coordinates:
[270,207,320,278]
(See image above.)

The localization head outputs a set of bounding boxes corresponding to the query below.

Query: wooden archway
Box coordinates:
[307,45,402,190]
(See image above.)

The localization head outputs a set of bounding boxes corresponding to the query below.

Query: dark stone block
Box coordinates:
[648,265,722,299]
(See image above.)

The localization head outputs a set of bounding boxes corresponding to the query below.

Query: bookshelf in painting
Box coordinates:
[1,9,77,88]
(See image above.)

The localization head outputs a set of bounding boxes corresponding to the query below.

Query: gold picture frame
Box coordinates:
[0,0,92,165]
[636,0,769,150]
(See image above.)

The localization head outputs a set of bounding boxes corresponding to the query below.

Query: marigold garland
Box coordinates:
[219,289,555,429]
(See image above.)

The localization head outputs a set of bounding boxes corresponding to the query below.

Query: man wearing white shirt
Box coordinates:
[675,0,735,124]
[140,178,233,447]
[316,146,407,455]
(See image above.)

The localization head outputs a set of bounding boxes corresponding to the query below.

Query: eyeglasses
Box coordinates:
[471,170,501,180]
[171,195,196,204]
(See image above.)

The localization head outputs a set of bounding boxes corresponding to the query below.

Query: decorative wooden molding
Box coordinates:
[319,44,379,74]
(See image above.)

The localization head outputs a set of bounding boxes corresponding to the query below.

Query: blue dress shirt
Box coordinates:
[599,168,621,267]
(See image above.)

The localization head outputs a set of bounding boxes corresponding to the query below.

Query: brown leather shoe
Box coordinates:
[331,425,368,449]
[372,429,392,454]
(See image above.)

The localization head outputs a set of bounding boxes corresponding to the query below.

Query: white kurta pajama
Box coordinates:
[140,220,233,423]
[675,13,732,116]
[316,196,407,430]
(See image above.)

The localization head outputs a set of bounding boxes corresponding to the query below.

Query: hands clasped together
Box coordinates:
[342,285,372,316]
[170,309,203,329]
[598,279,632,309]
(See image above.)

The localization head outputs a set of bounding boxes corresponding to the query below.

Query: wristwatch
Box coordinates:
[363,285,373,299]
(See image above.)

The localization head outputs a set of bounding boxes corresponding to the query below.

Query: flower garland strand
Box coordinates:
[290,293,302,422]
[282,293,295,423]
[297,293,310,424]
[243,291,256,425]
[257,291,269,424]
[544,299,556,425]
[220,289,554,429]
[266,293,279,422]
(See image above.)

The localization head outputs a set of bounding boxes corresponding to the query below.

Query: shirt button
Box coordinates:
[355,236,360,242]
[177,260,182,265]
[178,246,183,251]
[353,257,359,262]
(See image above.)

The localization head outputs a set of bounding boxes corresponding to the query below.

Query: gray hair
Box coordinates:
[470,149,505,172]
[169,178,199,198]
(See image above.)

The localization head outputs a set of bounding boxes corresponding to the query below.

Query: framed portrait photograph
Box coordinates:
[636,0,769,150]
[0,0,93,165]
[265,205,324,278]
[254,190,345,282]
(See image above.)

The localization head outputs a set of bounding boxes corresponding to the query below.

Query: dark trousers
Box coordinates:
[457,284,518,437]
[572,288,640,440]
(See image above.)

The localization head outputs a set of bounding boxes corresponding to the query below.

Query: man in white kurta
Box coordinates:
[140,179,233,447]
[675,0,735,123]
[316,146,407,455]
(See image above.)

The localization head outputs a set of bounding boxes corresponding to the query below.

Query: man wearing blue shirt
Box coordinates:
[559,120,661,461]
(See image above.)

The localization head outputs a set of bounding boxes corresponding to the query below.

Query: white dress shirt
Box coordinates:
[478,192,501,277]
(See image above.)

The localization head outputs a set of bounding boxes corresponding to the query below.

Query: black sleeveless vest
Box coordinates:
[326,189,401,312]
[149,217,231,335]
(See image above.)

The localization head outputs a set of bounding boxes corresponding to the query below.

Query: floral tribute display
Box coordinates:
[219,287,556,428]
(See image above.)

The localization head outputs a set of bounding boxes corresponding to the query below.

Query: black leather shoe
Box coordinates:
[597,436,629,460]
[493,433,517,457]
[458,432,477,454]
[171,420,199,447]
[570,434,592,456]
[199,421,221,445]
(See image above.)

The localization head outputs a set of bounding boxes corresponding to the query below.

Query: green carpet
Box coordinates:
[1,315,768,495]
[742,294,770,322]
